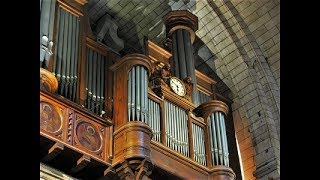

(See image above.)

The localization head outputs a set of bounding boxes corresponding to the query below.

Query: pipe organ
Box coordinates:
[148,98,161,142]
[209,111,229,166]
[192,123,206,166]
[164,100,189,157]
[127,66,149,123]
[85,47,106,115]
[40,2,238,179]
[52,5,80,101]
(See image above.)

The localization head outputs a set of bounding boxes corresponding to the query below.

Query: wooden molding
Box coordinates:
[209,165,236,180]
[109,53,153,75]
[193,100,229,120]
[57,0,84,17]
[147,40,172,65]
[86,37,109,57]
[195,70,216,85]
[113,121,153,166]
[190,113,206,127]
[197,84,213,96]
[195,70,216,95]
[151,141,209,179]
[74,0,88,5]
[163,10,198,44]
[160,85,196,111]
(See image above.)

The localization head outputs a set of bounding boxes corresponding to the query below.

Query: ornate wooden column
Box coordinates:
[163,10,200,106]
[109,54,154,179]
[194,100,236,180]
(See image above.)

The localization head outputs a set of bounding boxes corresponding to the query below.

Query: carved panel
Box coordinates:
[73,114,105,160]
[40,100,64,140]
[76,121,102,152]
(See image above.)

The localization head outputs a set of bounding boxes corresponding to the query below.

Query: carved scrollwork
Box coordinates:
[116,159,153,180]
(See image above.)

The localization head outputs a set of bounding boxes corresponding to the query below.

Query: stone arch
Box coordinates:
[189,0,280,179]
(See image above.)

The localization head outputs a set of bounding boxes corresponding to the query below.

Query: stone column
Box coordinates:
[163,10,200,106]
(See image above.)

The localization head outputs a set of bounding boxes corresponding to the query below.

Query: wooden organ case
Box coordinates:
[40,1,237,179]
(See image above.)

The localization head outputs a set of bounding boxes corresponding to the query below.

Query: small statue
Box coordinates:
[40,35,53,68]
[151,62,171,88]
[183,76,194,100]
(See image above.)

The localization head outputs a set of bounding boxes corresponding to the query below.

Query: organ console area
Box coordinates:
[40,0,238,179]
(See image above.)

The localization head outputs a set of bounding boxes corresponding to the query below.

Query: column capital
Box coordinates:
[193,100,229,120]
[163,10,198,44]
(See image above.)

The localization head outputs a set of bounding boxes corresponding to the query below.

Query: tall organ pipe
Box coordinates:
[127,66,149,123]
[100,57,105,114]
[209,111,229,166]
[128,68,132,121]
[55,9,64,85]
[176,30,187,78]
[72,16,79,101]
[131,67,135,120]
[92,51,97,112]
[87,49,93,110]
[60,10,69,95]
[172,33,180,78]
[96,54,101,114]
[65,12,72,98]
[69,14,76,100]
[52,8,60,76]
[52,7,79,101]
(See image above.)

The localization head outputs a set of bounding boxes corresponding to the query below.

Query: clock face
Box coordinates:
[170,77,186,96]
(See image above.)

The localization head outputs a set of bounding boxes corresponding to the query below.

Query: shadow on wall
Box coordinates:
[193,36,234,101]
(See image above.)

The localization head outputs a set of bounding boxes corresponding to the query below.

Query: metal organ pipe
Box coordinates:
[96,54,101,114]
[127,66,149,124]
[128,69,132,121]
[55,9,64,88]
[60,10,69,95]
[87,49,93,111]
[208,114,215,165]
[136,66,140,121]
[65,12,72,98]
[220,112,229,166]
[155,102,160,141]
[208,112,229,166]
[52,7,79,101]
[92,51,97,113]
[176,30,187,78]
[131,67,135,121]
[163,101,189,157]
[52,8,60,76]
[73,17,80,101]
[165,101,169,146]
[100,57,105,114]
[172,33,180,78]
[210,113,219,165]
[215,112,223,165]
[191,123,206,166]
[69,14,76,100]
